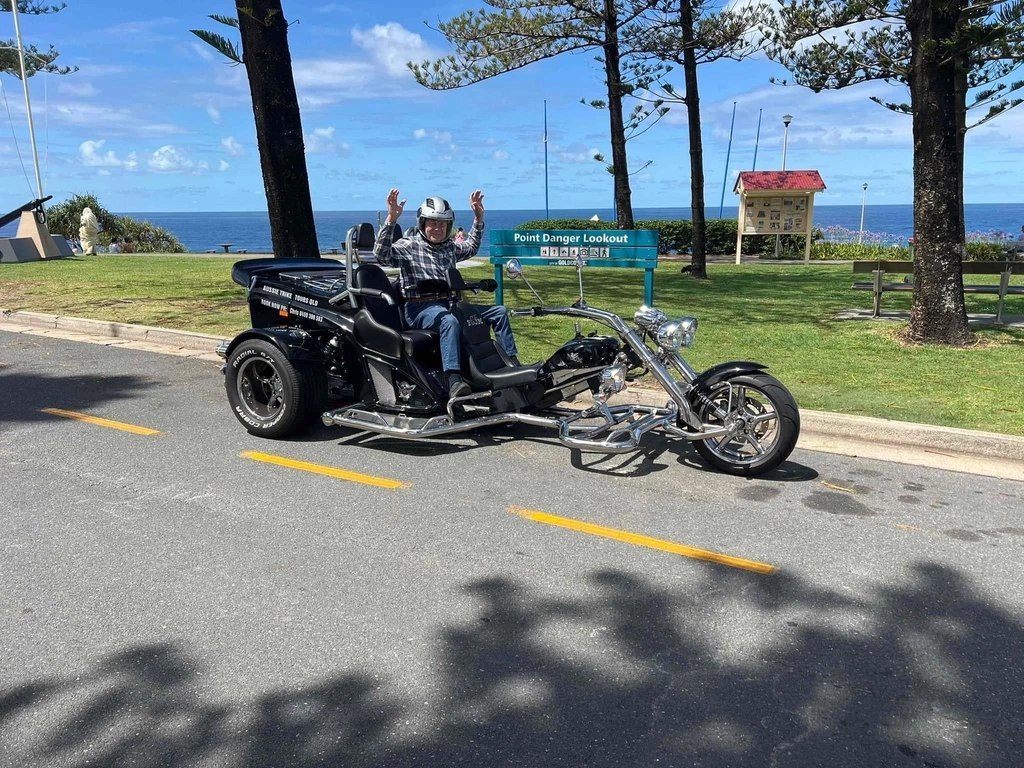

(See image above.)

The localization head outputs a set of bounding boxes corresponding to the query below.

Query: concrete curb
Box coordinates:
[3,307,1023,470]
[0,309,227,351]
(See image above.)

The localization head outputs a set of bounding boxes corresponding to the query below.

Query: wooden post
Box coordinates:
[804,192,815,263]
[735,190,745,265]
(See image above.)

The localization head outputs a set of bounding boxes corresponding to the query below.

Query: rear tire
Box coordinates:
[690,373,800,477]
[225,340,320,438]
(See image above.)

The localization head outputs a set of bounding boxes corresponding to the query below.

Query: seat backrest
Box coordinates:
[455,302,505,377]
[353,264,404,332]
[354,222,376,250]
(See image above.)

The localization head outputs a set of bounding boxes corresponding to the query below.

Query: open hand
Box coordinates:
[386,188,406,223]
[470,190,485,221]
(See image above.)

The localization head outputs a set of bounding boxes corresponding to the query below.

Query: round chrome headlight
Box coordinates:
[633,305,667,333]
[655,317,698,351]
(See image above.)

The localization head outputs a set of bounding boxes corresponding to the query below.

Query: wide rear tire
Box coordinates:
[690,373,800,477]
[225,339,322,438]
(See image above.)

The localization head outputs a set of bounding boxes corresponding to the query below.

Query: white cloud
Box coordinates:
[59,81,98,98]
[292,59,375,90]
[148,145,203,173]
[305,126,350,155]
[124,152,138,171]
[493,150,509,161]
[413,128,454,149]
[207,106,222,125]
[97,168,111,176]
[351,22,440,78]
[221,136,244,156]
[560,146,601,164]
[218,160,229,171]
[192,42,215,62]
[80,140,125,167]
[486,137,497,145]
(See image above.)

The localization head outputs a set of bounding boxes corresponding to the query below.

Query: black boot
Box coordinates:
[447,371,470,399]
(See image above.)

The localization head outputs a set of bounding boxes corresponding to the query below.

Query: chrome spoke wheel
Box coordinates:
[695,381,782,466]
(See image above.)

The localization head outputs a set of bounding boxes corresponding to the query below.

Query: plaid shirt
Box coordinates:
[373,220,484,298]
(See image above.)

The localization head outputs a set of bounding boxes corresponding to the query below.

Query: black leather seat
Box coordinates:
[352,264,440,367]
[469,357,545,388]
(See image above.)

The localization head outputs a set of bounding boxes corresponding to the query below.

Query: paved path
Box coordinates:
[2,331,1023,767]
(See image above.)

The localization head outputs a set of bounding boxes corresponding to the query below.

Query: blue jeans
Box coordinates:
[404,302,462,372]
[405,302,520,372]
[477,304,518,358]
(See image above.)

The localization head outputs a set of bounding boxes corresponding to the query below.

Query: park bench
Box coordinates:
[852,260,1024,323]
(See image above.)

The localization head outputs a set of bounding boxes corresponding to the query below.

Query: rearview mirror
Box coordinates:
[505,259,523,280]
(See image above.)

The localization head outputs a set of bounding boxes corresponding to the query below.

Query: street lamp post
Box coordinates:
[7,3,45,201]
[858,182,868,244]
[775,113,793,259]
[781,113,792,171]
[543,100,549,220]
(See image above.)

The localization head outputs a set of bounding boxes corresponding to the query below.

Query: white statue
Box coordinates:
[79,207,99,255]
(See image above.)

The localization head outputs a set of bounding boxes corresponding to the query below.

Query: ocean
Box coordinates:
[4,204,1023,254]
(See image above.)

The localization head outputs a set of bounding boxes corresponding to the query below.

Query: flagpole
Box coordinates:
[751,108,762,171]
[718,101,736,217]
[9,0,45,200]
[543,100,549,219]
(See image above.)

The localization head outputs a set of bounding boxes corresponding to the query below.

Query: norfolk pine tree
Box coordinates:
[408,0,665,229]
[192,1,319,259]
[624,0,767,278]
[766,0,1024,345]
[1,1,75,79]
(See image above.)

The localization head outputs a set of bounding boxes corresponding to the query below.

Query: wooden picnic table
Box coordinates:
[218,243,234,253]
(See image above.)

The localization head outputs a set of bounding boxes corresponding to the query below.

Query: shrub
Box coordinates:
[810,241,911,260]
[44,193,188,253]
[965,241,1011,261]
[46,193,120,239]
[515,218,617,231]
[635,219,691,253]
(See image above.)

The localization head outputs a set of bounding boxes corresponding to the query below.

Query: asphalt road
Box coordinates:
[2,330,1023,768]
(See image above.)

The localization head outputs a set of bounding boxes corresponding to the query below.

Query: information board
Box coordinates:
[742,195,809,235]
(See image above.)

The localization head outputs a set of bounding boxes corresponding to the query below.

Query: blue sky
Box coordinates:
[1,0,1022,213]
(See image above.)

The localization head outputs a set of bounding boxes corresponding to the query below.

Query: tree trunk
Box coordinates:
[236,0,320,259]
[905,0,973,344]
[953,54,967,246]
[679,0,706,278]
[602,0,634,229]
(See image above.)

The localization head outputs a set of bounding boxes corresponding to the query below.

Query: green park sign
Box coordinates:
[488,229,659,305]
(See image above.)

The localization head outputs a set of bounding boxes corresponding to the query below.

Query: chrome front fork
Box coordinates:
[618,327,703,430]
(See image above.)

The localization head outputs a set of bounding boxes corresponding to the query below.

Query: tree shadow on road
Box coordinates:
[0,368,157,427]
[3,562,1020,767]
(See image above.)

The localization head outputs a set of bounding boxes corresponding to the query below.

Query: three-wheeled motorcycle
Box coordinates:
[217,223,800,476]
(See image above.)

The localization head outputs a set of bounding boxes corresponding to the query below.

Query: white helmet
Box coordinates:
[416,196,455,241]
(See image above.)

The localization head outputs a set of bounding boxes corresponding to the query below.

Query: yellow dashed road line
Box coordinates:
[41,408,166,436]
[509,506,777,574]
[241,451,411,489]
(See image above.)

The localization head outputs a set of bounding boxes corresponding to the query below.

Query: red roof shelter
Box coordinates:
[733,170,826,263]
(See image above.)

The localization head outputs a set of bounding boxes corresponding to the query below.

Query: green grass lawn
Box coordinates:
[3,254,1022,436]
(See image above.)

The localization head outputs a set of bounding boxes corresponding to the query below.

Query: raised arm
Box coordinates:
[373,188,411,266]
[454,190,485,260]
